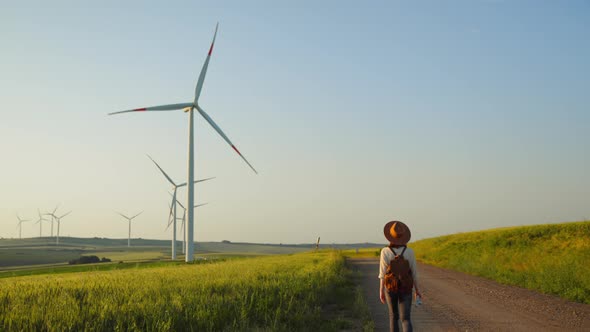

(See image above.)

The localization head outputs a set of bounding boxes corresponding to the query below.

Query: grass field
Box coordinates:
[0,251,371,331]
[410,221,590,304]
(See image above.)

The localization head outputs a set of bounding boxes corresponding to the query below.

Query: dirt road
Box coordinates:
[349,258,590,331]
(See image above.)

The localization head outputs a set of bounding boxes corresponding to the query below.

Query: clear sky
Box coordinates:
[1,1,588,244]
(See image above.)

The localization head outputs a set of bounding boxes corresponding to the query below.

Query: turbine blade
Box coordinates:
[168,190,177,222]
[194,23,219,103]
[194,203,209,208]
[53,203,60,214]
[147,155,176,186]
[165,217,173,230]
[109,103,194,116]
[131,211,143,219]
[177,176,215,188]
[196,105,258,174]
[195,176,216,184]
[168,191,187,210]
[176,196,186,210]
[116,212,130,220]
[59,211,71,219]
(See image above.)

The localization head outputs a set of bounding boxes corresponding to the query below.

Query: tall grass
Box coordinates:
[410,221,590,304]
[0,251,346,331]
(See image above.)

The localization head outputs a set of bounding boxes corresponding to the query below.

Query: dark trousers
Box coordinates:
[385,291,413,332]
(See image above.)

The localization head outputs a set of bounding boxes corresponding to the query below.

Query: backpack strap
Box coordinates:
[400,246,407,257]
[388,245,407,258]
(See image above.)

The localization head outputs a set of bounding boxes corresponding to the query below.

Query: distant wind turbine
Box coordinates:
[147,155,214,260]
[116,211,143,247]
[34,209,47,238]
[44,204,60,238]
[16,214,30,239]
[53,211,71,245]
[172,196,208,255]
[109,23,258,262]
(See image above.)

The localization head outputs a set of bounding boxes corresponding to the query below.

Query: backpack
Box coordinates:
[384,246,414,295]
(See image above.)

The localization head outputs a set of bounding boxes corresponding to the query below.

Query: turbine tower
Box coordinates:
[147,155,213,259]
[109,24,257,262]
[53,211,71,245]
[34,209,46,238]
[170,195,208,257]
[174,198,188,255]
[16,214,30,239]
[44,204,60,238]
[116,211,143,247]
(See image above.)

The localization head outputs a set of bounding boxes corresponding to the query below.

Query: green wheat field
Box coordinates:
[0,251,371,331]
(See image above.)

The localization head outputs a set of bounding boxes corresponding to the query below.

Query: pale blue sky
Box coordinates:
[1,1,588,244]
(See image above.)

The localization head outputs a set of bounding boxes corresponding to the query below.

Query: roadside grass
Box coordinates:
[340,248,381,258]
[318,256,375,332]
[411,221,590,304]
[0,250,369,331]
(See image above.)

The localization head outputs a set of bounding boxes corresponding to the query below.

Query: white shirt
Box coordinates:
[378,246,419,285]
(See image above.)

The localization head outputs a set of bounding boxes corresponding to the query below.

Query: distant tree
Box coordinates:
[69,255,111,265]
[221,240,231,244]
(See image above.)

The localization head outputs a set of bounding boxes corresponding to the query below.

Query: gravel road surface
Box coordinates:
[349,258,590,331]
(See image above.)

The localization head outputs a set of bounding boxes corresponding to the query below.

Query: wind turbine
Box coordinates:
[51,203,59,237]
[148,154,214,259]
[116,211,143,247]
[34,209,47,238]
[109,24,257,262]
[44,204,60,238]
[172,196,208,255]
[53,211,71,245]
[174,199,188,255]
[16,214,30,239]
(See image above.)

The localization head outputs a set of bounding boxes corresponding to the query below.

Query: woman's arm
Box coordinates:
[380,278,386,304]
[378,248,387,304]
[409,249,422,297]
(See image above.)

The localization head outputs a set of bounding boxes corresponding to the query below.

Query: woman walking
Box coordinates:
[379,221,421,332]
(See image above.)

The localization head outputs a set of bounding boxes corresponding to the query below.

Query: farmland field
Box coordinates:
[0,237,317,268]
[0,237,380,270]
[0,251,370,331]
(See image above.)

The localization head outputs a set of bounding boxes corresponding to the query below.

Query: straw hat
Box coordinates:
[384,221,411,245]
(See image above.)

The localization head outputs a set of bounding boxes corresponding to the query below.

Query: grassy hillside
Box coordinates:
[0,251,370,331]
[410,221,590,304]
